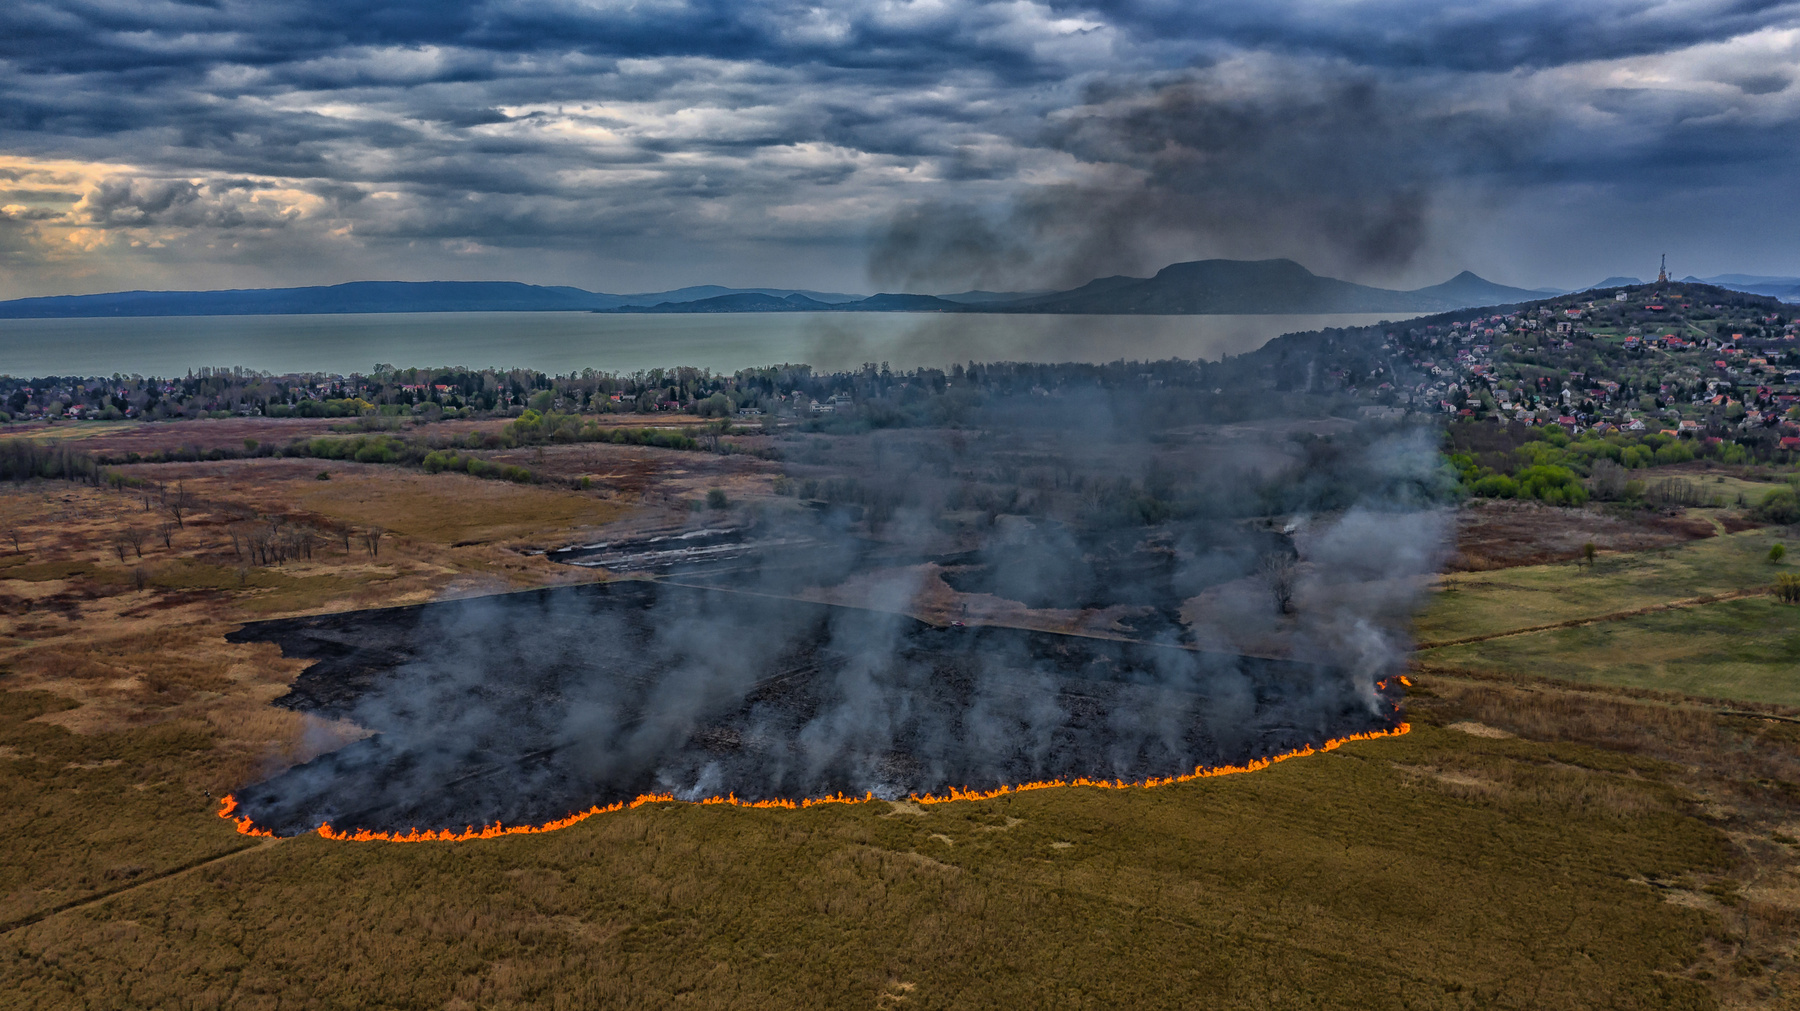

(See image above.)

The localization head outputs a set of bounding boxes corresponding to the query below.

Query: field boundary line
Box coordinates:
[0,837,279,937]
[1416,586,1769,649]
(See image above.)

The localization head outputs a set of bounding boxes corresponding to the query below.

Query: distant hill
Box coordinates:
[613,291,961,313]
[617,292,835,312]
[850,293,964,311]
[935,289,1056,304]
[0,280,870,319]
[1584,277,1643,291]
[974,259,1537,315]
[0,281,624,318]
[622,285,865,305]
[0,260,1626,320]
[1403,271,1550,308]
[1681,274,1800,301]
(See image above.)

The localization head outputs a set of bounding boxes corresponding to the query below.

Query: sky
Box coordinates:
[1,0,1798,299]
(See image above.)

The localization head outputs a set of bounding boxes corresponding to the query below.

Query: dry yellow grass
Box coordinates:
[0,462,637,744]
[0,704,1738,1010]
[292,463,628,545]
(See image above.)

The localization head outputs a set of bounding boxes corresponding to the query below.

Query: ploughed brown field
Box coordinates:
[4,417,1800,1009]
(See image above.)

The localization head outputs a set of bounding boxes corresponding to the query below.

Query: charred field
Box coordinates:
[225,580,1403,837]
[211,393,1444,843]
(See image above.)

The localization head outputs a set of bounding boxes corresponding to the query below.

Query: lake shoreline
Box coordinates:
[0,310,1411,377]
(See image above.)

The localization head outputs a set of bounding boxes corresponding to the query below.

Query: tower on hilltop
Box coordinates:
[1656,253,1668,284]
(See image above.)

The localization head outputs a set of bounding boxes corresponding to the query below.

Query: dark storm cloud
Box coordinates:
[869,68,1541,290]
[1077,0,1800,71]
[0,0,1796,294]
[84,176,299,229]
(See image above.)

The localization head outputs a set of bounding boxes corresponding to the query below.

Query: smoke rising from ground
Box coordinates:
[869,65,1534,292]
[233,385,1451,837]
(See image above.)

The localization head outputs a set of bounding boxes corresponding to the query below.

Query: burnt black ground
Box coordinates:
[227,581,1402,837]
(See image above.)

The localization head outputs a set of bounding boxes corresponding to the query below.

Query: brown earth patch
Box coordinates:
[1450,499,1717,570]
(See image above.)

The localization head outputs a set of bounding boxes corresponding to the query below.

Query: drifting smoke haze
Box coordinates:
[221,45,1469,840]
[232,386,1450,838]
[870,64,1535,292]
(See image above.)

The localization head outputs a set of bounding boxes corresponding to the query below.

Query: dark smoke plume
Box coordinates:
[869,66,1532,292]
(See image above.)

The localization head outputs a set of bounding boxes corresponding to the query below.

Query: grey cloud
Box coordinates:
[1077,0,1800,72]
[1,0,1797,294]
[1735,72,1793,95]
[84,176,299,229]
[0,190,79,205]
[0,205,65,221]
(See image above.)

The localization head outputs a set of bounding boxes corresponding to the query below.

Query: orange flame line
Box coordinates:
[218,723,1410,843]
[215,792,277,838]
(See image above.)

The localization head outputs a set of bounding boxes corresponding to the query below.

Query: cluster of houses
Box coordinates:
[1377,291,1800,442]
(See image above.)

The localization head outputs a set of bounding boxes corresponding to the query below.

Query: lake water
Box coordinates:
[0,311,1403,377]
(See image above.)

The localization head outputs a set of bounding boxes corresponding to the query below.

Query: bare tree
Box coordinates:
[362,527,384,558]
[1588,459,1627,501]
[122,527,147,558]
[111,535,130,562]
[1646,477,1702,509]
[1260,552,1298,615]
[6,528,19,553]
[158,522,175,549]
[167,483,190,528]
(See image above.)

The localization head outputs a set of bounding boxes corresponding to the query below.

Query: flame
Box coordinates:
[215,793,276,838]
[219,723,1411,843]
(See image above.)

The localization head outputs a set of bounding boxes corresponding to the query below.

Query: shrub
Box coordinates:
[1470,474,1518,498]
[1653,441,1695,465]
[706,488,729,510]
[1515,464,1588,506]
[353,442,396,464]
[1753,487,1800,525]
[1778,573,1800,604]
[1714,442,1752,465]
[1771,543,1787,563]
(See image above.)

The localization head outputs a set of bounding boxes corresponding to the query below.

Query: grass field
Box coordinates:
[0,695,1736,1010]
[8,439,1800,1006]
[290,463,628,544]
[1415,521,1800,708]
[1418,525,1794,646]
[1421,596,1800,706]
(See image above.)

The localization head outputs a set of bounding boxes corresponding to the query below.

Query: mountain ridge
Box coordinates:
[974,259,1546,315]
[0,261,1608,319]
